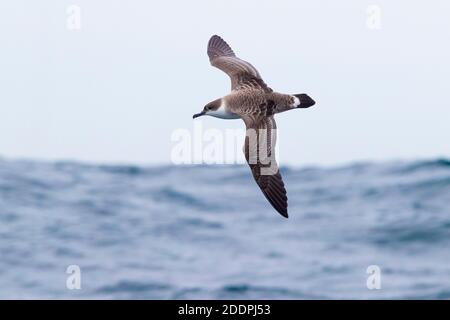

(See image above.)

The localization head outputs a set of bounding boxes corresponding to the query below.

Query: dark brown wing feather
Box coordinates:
[207,35,272,93]
[241,110,288,218]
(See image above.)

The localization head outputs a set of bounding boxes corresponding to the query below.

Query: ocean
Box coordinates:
[0,157,449,299]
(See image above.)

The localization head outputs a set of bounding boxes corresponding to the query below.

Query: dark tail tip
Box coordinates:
[294,94,315,108]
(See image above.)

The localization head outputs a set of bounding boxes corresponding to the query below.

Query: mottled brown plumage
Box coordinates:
[194,35,316,218]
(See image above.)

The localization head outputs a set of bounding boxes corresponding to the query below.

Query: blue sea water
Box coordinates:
[0,157,449,299]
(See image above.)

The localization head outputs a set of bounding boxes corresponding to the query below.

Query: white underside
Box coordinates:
[207,101,240,119]
[292,96,301,107]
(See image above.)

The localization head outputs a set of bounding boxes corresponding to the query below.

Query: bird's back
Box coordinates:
[225,90,296,116]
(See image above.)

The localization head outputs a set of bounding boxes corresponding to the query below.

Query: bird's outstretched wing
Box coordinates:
[241,110,288,218]
[207,35,272,93]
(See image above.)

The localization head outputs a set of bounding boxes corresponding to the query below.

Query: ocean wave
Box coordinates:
[1,157,450,299]
[390,158,450,174]
[369,222,450,246]
[217,284,312,299]
[152,187,212,210]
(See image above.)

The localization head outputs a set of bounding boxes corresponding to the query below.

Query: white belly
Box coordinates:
[208,103,240,119]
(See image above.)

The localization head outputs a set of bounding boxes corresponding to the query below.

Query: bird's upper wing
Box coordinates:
[207,35,272,93]
[241,109,288,218]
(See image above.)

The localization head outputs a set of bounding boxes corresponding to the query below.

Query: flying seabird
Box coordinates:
[193,35,315,218]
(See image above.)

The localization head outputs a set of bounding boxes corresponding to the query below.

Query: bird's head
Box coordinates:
[193,99,221,119]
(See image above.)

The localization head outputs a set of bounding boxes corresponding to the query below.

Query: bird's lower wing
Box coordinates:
[241,114,288,218]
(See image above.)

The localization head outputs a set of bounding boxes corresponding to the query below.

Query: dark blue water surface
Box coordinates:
[0,158,449,299]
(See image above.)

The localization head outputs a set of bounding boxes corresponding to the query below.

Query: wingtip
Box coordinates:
[279,210,289,219]
[208,35,222,46]
[274,205,288,218]
[207,35,235,59]
[210,34,222,41]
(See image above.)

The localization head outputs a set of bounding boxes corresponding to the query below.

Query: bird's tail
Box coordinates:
[293,94,315,108]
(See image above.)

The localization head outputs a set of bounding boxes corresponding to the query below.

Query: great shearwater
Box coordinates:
[193,35,315,218]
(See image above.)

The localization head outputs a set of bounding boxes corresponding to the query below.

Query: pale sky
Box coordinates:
[1,0,449,166]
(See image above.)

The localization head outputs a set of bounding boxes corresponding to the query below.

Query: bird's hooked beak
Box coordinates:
[192,111,206,119]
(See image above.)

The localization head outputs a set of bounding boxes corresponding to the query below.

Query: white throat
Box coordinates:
[207,100,240,119]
